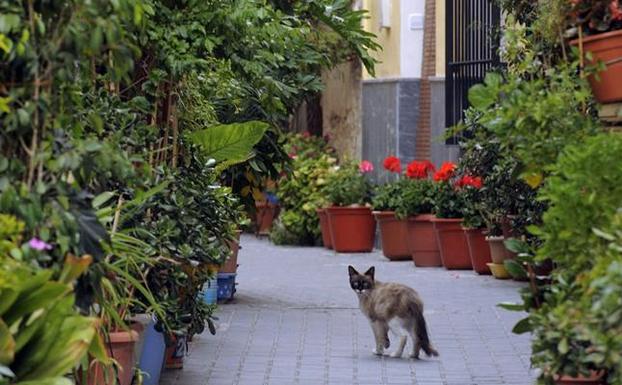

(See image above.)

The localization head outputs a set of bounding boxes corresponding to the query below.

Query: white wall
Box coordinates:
[400,0,426,78]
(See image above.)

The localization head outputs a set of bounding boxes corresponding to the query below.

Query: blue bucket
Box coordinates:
[138,318,166,385]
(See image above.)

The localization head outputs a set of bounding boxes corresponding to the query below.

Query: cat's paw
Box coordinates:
[372,348,384,356]
[409,353,420,360]
[390,351,403,358]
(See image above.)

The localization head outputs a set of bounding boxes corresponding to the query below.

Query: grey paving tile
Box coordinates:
[159,235,537,385]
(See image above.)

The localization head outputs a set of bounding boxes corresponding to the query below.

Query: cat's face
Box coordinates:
[348,266,375,294]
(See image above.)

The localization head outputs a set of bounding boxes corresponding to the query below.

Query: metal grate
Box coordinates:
[445,0,501,143]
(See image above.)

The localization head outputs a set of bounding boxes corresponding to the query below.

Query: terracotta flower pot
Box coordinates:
[165,334,187,369]
[220,230,242,273]
[554,371,606,385]
[571,29,622,103]
[89,328,140,385]
[316,208,333,249]
[325,206,375,253]
[463,227,492,275]
[406,214,442,267]
[255,201,279,235]
[432,218,472,270]
[486,235,513,264]
[373,211,410,260]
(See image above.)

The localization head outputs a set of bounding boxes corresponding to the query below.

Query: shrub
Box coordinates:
[323,161,374,207]
[270,133,338,245]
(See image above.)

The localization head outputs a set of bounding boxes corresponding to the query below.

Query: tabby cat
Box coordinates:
[348,265,439,359]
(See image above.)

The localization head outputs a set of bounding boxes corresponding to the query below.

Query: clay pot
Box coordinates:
[554,371,606,385]
[373,211,410,260]
[316,208,333,249]
[432,218,472,270]
[325,206,375,253]
[463,227,492,275]
[487,235,513,264]
[220,230,242,273]
[406,214,442,267]
[89,328,140,385]
[571,29,622,103]
[255,201,279,235]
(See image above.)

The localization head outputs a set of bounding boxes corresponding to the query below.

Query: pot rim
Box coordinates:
[108,329,140,343]
[570,28,622,46]
[485,235,505,241]
[430,217,463,223]
[326,206,372,212]
[372,210,397,217]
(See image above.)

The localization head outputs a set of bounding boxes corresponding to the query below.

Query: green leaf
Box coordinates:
[503,238,529,254]
[558,338,569,354]
[468,83,496,109]
[504,259,527,279]
[188,121,269,164]
[511,317,532,334]
[15,378,73,385]
[497,302,524,311]
[0,319,15,365]
[92,191,116,209]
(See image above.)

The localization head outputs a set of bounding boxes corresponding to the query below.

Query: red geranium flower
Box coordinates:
[383,156,401,173]
[359,160,374,173]
[455,175,483,189]
[406,160,436,179]
[433,162,457,182]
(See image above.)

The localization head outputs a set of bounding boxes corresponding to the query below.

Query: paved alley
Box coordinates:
[160,235,536,385]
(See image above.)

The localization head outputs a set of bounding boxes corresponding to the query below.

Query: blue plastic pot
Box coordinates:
[202,278,218,304]
[217,273,236,301]
[138,319,166,385]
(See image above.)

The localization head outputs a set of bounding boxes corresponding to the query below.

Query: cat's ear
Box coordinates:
[348,265,358,277]
[364,266,375,280]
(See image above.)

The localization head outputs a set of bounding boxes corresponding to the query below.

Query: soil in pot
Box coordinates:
[432,218,472,270]
[463,228,492,275]
[373,211,410,260]
[316,208,333,249]
[406,214,442,267]
[326,206,375,253]
[89,328,140,385]
[571,29,622,103]
[220,230,242,273]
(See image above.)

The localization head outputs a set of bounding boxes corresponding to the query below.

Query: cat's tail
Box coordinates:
[415,311,439,357]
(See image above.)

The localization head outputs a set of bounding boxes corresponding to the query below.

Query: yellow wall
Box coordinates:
[435,0,445,76]
[362,0,401,79]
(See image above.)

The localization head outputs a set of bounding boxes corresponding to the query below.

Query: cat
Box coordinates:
[348,265,439,359]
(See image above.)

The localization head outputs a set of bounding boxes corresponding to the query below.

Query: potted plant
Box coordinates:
[324,160,375,252]
[395,160,440,267]
[456,174,491,275]
[568,0,622,102]
[431,162,472,270]
[371,156,411,260]
[271,133,338,246]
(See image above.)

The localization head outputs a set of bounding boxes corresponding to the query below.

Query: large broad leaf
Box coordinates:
[188,121,269,164]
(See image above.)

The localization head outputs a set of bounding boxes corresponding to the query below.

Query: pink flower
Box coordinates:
[28,238,52,251]
[359,160,374,173]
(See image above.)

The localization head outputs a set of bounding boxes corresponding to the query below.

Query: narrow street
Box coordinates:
[160,235,536,385]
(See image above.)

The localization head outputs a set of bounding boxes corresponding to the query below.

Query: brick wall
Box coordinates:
[415,0,437,160]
